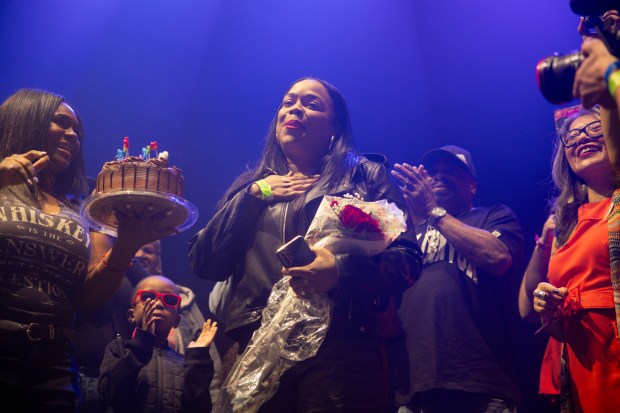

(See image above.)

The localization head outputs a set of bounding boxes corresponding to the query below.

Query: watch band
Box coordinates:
[428,207,447,227]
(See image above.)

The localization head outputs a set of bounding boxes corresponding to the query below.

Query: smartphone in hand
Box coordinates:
[275,235,316,267]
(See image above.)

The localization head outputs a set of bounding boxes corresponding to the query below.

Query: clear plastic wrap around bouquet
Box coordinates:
[305,194,407,254]
[214,194,406,413]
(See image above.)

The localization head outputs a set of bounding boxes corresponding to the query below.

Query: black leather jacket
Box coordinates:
[189,157,422,348]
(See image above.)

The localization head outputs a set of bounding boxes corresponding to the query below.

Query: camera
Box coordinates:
[536,5,620,104]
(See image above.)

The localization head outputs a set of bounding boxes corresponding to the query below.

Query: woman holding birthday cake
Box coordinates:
[0,88,178,412]
[189,77,422,412]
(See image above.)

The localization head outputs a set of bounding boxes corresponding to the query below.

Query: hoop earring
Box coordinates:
[328,135,336,153]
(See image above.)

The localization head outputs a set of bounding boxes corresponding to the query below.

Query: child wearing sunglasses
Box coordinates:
[98,275,217,413]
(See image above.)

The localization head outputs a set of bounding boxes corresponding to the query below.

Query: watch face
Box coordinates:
[429,207,446,226]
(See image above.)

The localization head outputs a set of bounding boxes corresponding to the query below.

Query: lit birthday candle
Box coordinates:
[123,137,129,157]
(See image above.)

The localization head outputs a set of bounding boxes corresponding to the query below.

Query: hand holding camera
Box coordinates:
[573,38,619,108]
[536,6,620,104]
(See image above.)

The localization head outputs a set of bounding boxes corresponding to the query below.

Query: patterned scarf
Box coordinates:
[608,188,620,340]
[559,352,574,413]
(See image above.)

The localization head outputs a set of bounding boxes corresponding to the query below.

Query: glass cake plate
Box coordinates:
[81,190,199,237]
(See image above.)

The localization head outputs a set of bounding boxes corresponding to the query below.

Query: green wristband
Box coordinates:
[255,179,273,200]
[609,70,620,97]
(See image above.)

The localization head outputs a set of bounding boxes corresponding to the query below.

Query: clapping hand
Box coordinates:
[391,163,437,221]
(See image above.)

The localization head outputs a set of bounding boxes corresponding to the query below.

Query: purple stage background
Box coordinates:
[0,1,583,410]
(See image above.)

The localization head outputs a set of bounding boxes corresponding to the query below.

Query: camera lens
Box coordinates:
[535,51,584,104]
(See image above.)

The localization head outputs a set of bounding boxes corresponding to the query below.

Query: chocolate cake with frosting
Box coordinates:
[95,152,184,197]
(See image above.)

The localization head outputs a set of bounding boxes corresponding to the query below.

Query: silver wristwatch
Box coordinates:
[428,206,447,226]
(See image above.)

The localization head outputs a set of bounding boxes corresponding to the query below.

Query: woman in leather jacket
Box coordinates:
[189,77,422,412]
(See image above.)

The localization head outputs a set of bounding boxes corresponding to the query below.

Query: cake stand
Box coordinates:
[80,190,199,237]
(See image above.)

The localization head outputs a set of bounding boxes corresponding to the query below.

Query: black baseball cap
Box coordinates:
[420,145,476,179]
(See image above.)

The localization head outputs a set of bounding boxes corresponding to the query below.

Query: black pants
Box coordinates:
[400,390,517,413]
[0,330,78,413]
[258,333,390,413]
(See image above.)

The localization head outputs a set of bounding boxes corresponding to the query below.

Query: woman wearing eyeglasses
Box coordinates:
[98,275,218,413]
[522,105,620,413]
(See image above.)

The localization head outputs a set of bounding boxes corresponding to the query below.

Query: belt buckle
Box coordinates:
[25,323,44,341]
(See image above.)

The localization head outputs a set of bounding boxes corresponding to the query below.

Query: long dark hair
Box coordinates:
[217,77,358,210]
[0,88,88,211]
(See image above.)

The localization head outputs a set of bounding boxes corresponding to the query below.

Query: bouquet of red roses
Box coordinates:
[305,193,406,254]
[214,194,406,413]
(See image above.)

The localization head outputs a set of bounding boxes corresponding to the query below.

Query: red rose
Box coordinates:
[338,204,383,235]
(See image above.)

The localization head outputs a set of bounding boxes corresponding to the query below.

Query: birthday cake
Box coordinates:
[82,140,198,238]
[95,152,184,197]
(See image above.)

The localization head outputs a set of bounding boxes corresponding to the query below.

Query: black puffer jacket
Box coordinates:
[98,330,213,413]
[189,157,422,348]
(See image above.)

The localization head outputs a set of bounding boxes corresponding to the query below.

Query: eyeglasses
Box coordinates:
[133,290,181,308]
[560,120,603,148]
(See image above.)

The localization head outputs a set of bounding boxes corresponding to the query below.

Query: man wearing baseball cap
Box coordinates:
[391,145,524,413]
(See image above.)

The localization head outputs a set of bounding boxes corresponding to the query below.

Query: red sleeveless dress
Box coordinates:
[547,198,620,413]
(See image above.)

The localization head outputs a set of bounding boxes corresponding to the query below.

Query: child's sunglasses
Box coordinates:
[133,290,181,309]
